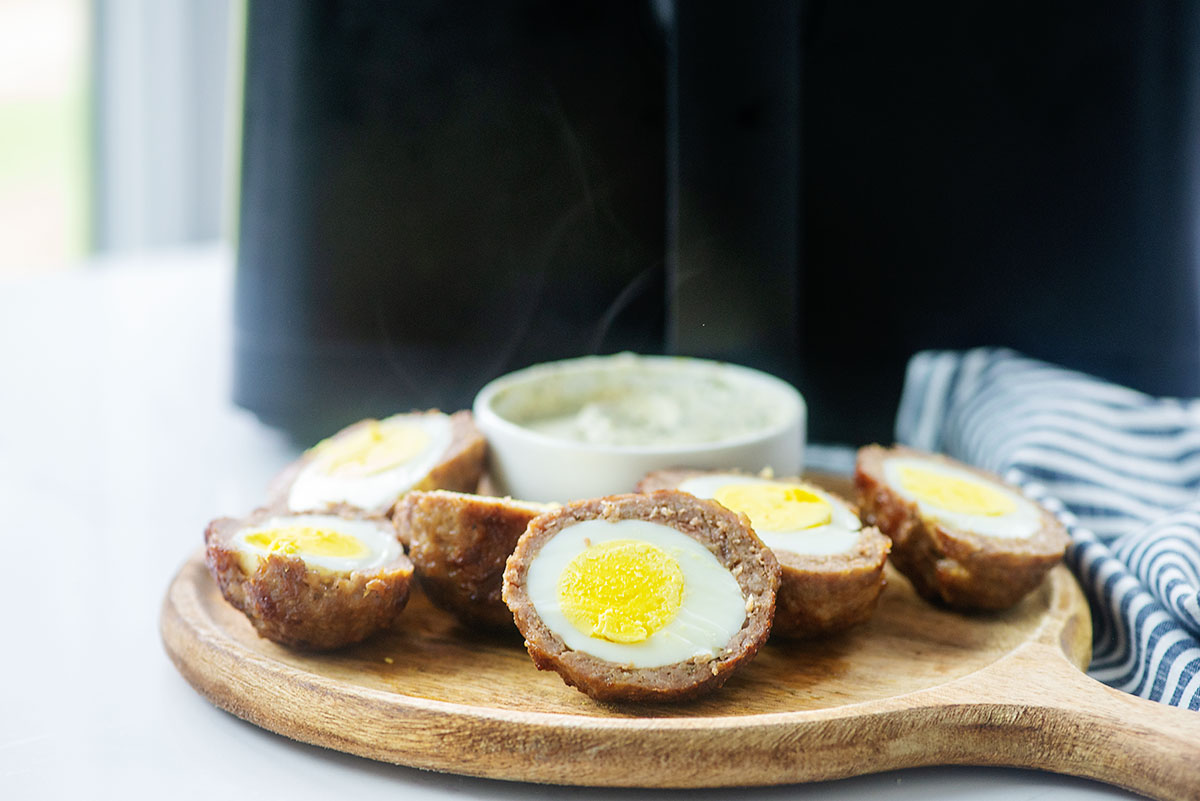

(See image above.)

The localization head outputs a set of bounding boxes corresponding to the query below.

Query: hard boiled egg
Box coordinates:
[233,513,403,574]
[677,473,862,556]
[881,458,1041,538]
[525,519,747,668]
[287,412,454,513]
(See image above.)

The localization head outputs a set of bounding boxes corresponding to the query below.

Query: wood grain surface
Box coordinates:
[161,541,1200,799]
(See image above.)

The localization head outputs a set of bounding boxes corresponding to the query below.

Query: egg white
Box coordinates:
[233,514,402,573]
[526,519,747,668]
[287,412,453,513]
[678,474,862,557]
[882,457,1042,539]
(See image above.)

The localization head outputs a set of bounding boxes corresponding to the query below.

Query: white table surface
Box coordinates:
[0,245,1140,800]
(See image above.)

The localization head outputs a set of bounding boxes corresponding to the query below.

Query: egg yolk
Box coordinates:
[310,420,431,477]
[897,465,1016,516]
[713,483,833,532]
[243,525,369,559]
[558,540,684,644]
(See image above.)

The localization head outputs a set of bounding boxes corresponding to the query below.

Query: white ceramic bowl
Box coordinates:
[472,354,806,503]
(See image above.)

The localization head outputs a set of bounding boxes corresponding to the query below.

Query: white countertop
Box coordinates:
[0,245,1139,800]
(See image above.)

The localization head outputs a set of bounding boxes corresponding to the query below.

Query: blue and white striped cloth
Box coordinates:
[895,347,1200,710]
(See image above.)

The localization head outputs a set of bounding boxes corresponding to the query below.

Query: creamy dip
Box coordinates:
[497,355,792,448]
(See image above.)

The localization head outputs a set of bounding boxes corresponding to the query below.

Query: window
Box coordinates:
[0,0,89,275]
[0,0,237,276]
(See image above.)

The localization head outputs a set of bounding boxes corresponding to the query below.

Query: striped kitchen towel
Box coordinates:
[895,347,1200,710]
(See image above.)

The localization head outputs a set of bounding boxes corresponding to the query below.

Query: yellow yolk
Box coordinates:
[558,540,684,644]
[310,420,431,477]
[243,525,369,559]
[713,483,833,531]
[896,465,1016,516]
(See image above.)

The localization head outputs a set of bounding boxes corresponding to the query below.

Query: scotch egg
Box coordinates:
[268,410,487,521]
[638,470,890,638]
[204,507,414,649]
[502,491,780,702]
[395,490,556,630]
[855,445,1069,610]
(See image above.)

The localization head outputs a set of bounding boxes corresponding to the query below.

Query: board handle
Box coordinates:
[973,644,1200,801]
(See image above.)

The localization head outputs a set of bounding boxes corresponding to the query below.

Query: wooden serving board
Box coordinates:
[162,465,1200,799]
[161,550,1200,800]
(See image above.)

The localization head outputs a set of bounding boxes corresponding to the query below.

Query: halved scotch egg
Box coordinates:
[502,491,780,702]
[638,470,890,638]
[267,410,487,523]
[395,490,556,630]
[204,507,413,649]
[855,445,1068,610]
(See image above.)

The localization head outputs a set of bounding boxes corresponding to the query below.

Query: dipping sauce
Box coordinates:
[490,354,794,448]
[473,353,805,501]
[519,374,782,446]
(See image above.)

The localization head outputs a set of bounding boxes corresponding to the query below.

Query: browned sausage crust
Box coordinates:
[854,444,1068,611]
[772,536,889,637]
[265,410,487,527]
[639,468,890,638]
[204,506,413,649]
[396,490,552,630]
[422,411,489,498]
[502,491,780,703]
[633,468,710,494]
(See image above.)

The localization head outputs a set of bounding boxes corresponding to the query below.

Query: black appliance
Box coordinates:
[234,1,1200,445]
